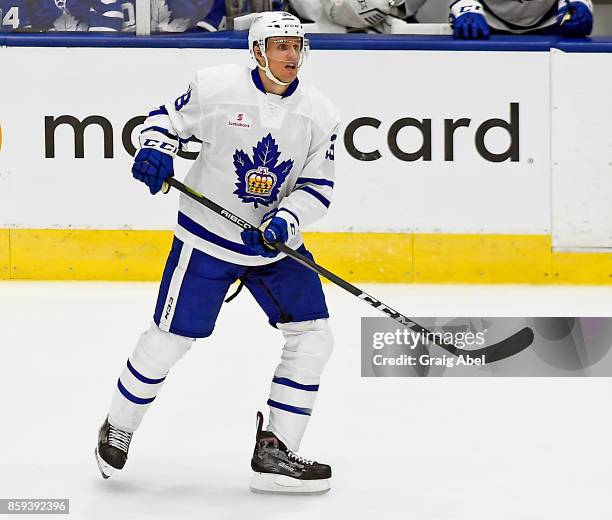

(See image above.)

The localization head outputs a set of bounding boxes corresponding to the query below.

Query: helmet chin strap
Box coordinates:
[258,53,292,87]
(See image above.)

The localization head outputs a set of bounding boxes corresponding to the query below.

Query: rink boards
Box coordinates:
[1,35,612,282]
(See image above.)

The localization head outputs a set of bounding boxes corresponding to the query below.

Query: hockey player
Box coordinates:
[95,11,339,495]
[449,0,593,39]
[27,0,124,31]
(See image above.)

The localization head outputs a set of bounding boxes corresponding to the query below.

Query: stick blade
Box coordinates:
[475,326,535,364]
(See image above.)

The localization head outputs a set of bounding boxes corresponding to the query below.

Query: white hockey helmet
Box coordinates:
[248,11,308,86]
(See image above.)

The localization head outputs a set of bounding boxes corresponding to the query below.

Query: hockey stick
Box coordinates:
[162,177,534,363]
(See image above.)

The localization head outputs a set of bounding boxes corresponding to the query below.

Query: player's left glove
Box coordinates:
[557,0,593,37]
[240,209,299,258]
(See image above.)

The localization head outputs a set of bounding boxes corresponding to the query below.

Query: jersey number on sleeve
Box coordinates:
[325,134,337,161]
[1,7,21,29]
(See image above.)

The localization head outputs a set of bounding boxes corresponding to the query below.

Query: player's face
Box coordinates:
[265,37,302,83]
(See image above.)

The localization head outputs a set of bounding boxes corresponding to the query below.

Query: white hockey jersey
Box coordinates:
[140,64,340,266]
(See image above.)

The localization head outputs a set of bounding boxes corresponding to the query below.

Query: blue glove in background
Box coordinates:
[452,12,490,39]
[132,148,174,195]
[240,228,279,258]
[557,1,593,37]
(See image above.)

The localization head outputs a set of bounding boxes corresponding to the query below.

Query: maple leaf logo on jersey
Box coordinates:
[233,134,293,208]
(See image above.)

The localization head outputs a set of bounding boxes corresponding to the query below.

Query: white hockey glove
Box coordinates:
[321,0,394,28]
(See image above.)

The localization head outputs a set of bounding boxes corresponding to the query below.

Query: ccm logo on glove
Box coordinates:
[142,138,179,154]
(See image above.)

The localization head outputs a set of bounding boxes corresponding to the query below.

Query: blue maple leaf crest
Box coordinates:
[233,134,294,208]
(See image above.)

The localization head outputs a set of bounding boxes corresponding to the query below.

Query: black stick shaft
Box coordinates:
[163,177,533,362]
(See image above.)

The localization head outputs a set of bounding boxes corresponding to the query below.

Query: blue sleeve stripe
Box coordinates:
[141,126,178,141]
[272,377,319,392]
[296,185,331,208]
[148,105,169,117]
[178,211,258,256]
[295,177,334,188]
[267,399,312,416]
[261,208,278,222]
[277,208,300,226]
[127,360,166,385]
[117,379,156,405]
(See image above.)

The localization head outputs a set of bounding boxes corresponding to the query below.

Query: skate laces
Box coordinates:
[108,424,132,453]
[286,449,315,466]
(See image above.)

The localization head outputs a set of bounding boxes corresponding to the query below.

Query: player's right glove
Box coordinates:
[240,209,299,258]
[557,0,593,37]
[240,228,279,258]
[131,148,174,195]
[450,0,490,40]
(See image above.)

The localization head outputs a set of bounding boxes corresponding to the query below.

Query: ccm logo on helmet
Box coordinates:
[344,102,519,163]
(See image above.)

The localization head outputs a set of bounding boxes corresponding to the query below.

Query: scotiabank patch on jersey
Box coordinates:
[233,134,293,208]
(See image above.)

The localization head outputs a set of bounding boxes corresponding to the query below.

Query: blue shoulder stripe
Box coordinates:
[148,105,169,117]
[272,377,319,391]
[295,177,334,188]
[141,125,178,141]
[296,185,331,208]
[267,399,312,416]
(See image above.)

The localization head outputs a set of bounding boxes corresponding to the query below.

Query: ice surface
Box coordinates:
[0,282,610,520]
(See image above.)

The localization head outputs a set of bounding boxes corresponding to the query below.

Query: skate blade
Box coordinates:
[250,472,330,495]
[94,448,115,479]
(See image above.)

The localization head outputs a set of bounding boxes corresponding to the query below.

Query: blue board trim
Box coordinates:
[3,32,612,53]
[0,32,551,52]
[556,37,612,53]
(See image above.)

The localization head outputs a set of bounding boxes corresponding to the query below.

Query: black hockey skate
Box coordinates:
[250,411,331,495]
[95,417,132,479]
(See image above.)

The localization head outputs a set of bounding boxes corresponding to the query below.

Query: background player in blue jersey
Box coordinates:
[150,0,215,32]
[26,0,124,31]
[150,0,289,33]
[95,11,340,495]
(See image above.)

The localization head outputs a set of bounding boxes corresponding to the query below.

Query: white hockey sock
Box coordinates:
[108,324,193,432]
[267,319,333,451]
